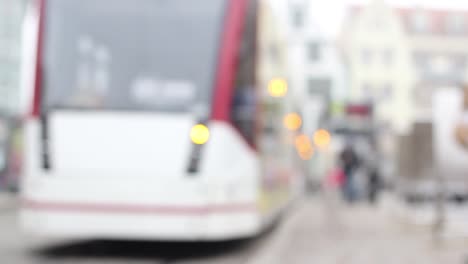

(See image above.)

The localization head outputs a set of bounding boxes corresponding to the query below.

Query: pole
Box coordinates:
[433,164,445,244]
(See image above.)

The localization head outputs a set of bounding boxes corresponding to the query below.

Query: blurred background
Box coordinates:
[2,0,468,263]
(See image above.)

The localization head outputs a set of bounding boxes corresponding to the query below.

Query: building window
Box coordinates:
[412,11,429,33]
[292,7,304,28]
[308,78,331,102]
[382,83,393,100]
[413,52,432,76]
[362,83,372,99]
[430,55,451,76]
[308,42,320,62]
[454,55,467,69]
[361,48,373,65]
[383,49,394,67]
[370,16,386,31]
[414,52,427,67]
[446,14,465,34]
[413,85,432,108]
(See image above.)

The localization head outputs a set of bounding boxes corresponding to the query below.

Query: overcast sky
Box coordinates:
[305,0,468,38]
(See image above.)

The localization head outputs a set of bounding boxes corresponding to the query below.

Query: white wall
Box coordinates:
[284,0,348,132]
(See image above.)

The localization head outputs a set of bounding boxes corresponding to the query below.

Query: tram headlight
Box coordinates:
[190,124,210,145]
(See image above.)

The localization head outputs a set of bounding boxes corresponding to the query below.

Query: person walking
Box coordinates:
[340,142,359,202]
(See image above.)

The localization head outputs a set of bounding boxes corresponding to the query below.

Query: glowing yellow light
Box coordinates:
[190,124,210,145]
[284,113,302,131]
[295,134,310,151]
[299,147,314,160]
[268,78,288,97]
[314,129,331,149]
[295,134,314,160]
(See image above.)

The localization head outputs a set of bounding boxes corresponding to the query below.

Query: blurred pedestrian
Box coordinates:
[368,167,381,204]
[365,140,382,204]
[339,141,359,202]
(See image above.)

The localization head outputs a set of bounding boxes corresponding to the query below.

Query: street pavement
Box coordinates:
[0,194,467,263]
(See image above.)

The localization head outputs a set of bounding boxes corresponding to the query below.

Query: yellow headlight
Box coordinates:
[190,124,210,145]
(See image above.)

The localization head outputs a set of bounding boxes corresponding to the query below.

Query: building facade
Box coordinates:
[343,0,468,181]
[286,0,348,135]
[341,0,414,135]
[343,0,468,133]
[399,8,468,121]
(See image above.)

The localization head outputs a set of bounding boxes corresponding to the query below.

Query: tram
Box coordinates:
[19,0,303,240]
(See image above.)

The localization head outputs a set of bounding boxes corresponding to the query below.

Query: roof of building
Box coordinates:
[349,5,468,36]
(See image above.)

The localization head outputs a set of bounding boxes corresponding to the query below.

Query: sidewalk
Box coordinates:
[380,192,468,238]
[0,192,17,211]
[248,195,468,264]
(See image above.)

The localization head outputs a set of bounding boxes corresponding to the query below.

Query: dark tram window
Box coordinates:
[230,0,258,147]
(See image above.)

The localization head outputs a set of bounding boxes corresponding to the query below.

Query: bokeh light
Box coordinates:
[190,124,210,145]
[268,78,288,98]
[295,134,314,160]
[284,113,302,131]
[313,129,331,149]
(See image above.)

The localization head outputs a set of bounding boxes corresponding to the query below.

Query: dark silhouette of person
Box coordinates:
[340,142,359,202]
